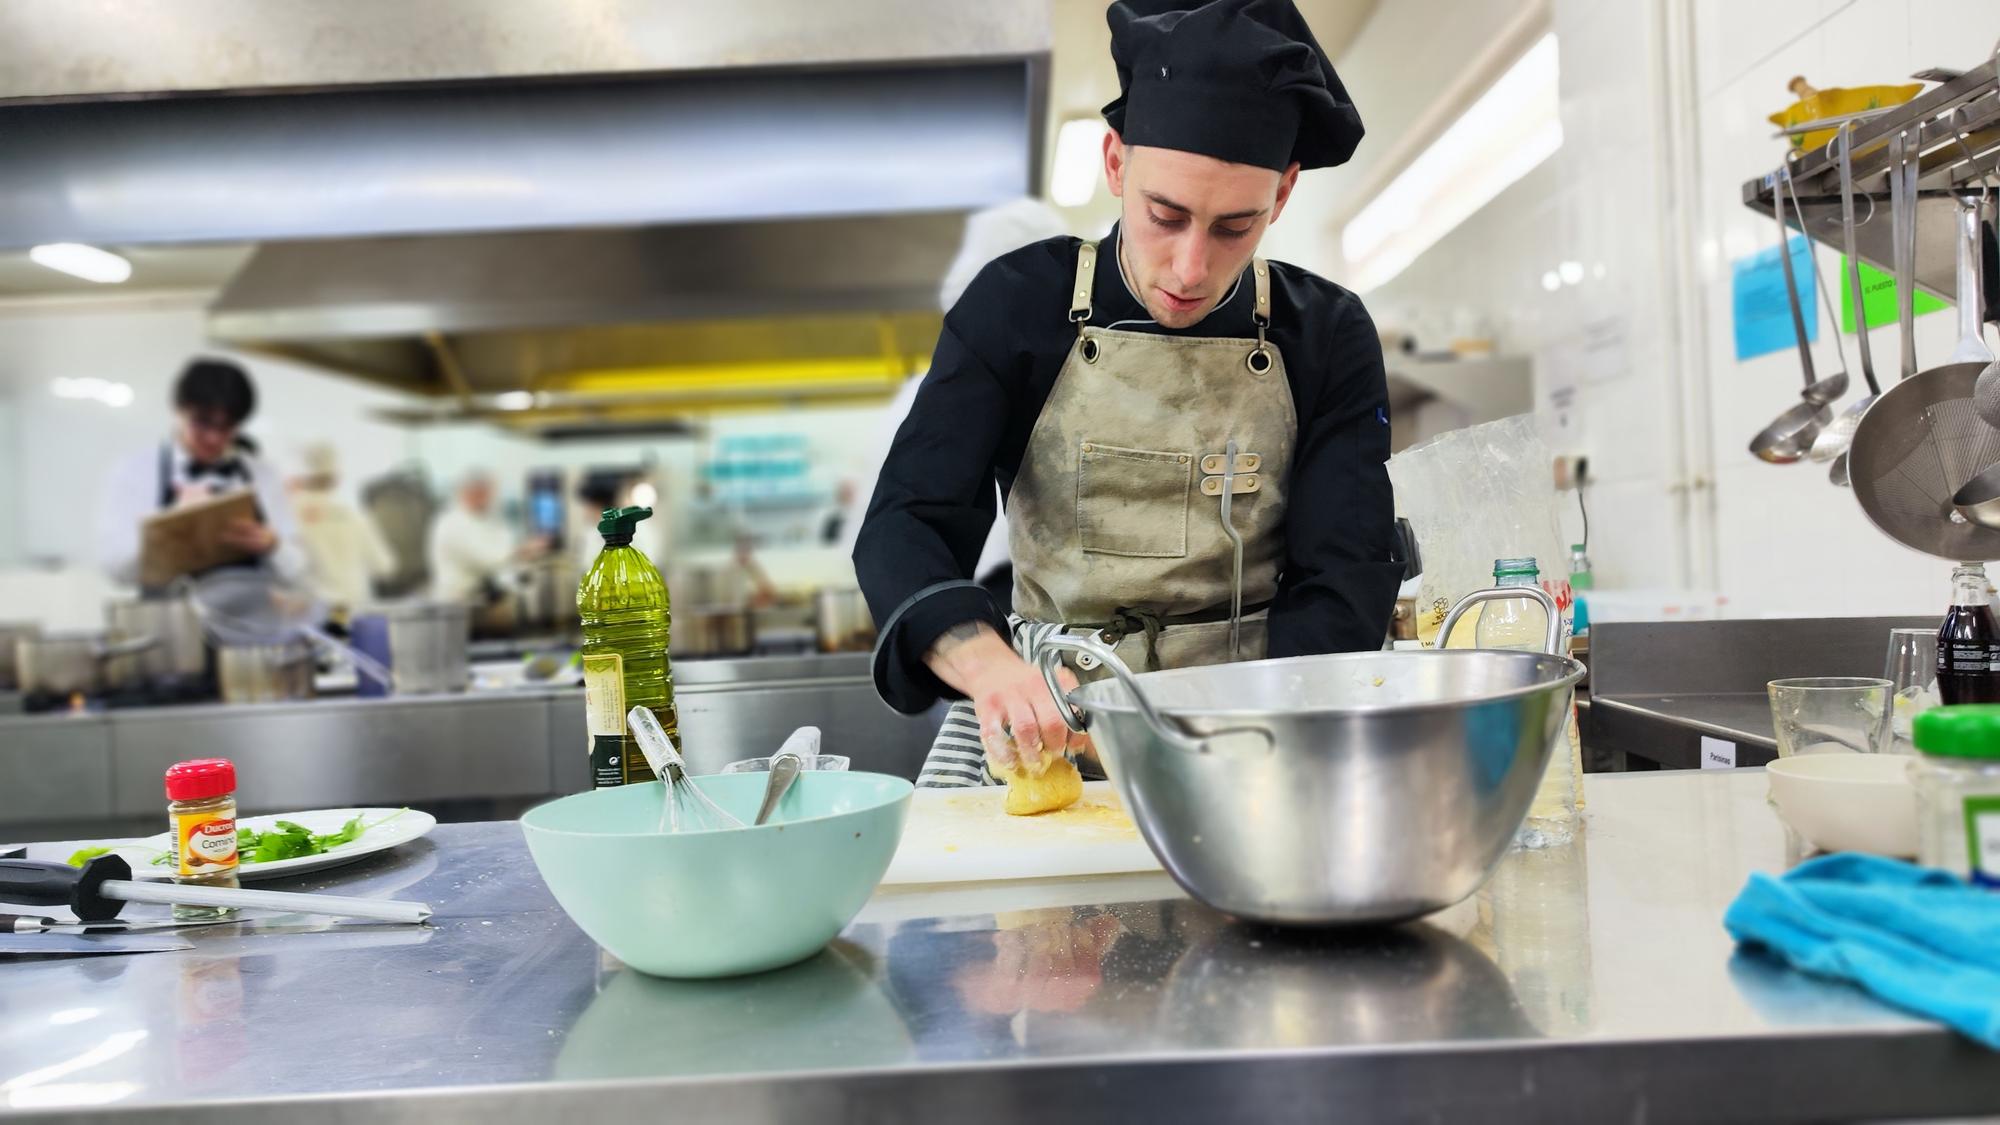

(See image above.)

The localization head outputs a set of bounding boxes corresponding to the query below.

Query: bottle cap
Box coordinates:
[597,506,653,544]
[165,758,237,801]
[1914,705,2000,761]
[1492,557,1539,578]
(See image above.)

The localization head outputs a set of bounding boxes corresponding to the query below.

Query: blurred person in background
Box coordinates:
[289,442,395,620]
[820,479,858,545]
[840,198,1071,610]
[428,470,548,605]
[97,357,306,587]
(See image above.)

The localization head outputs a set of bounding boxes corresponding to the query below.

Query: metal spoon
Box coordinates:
[752,726,822,826]
[754,752,803,826]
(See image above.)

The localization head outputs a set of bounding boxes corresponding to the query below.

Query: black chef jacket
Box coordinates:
[856,223,1401,713]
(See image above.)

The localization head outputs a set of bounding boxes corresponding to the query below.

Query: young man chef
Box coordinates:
[855,0,1402,787]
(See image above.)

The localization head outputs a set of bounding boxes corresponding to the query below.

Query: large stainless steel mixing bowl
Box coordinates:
[1036,588,1584,927]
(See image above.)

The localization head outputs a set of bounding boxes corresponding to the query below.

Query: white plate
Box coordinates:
[110,808,436,882]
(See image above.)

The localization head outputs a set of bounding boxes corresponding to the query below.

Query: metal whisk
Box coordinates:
[627,706,744,833]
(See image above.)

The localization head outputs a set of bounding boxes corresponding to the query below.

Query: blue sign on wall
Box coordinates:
[1732,234,1818,362]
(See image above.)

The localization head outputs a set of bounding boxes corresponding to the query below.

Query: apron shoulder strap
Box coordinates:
[1070,239,1097,327]
[156,444,175,509]
[1251,259,1271,326]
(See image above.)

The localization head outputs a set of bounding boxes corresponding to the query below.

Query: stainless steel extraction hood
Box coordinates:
[207,212,968,421]
[0,0,1051,433]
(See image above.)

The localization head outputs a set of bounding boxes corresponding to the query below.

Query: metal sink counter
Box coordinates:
[1588,616,1935,769]
[6,769,1999,1124]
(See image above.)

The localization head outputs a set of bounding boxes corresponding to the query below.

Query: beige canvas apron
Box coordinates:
[918,240,1297,787]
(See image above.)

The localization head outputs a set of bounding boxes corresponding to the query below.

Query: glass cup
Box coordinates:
[1883,628,1940,754]
[1767,677,1893,757]
[720,754,851,774]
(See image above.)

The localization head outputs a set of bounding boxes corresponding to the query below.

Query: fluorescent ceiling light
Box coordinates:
[29,242,132,284]
[1050,118,1108,207]
[1342,32,1563,293]
[50,377,134,407]
[492,390,535,411]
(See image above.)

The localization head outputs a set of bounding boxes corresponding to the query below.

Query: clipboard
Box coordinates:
[139,489,259,587]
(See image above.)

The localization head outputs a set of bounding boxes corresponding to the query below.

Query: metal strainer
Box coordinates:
[1849,130,2000,559]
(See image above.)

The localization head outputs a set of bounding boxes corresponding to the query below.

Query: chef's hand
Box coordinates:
[924,622,1090,771]
[217,518,276,556]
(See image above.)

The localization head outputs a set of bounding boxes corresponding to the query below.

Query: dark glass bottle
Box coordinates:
[1937,563,2000,705]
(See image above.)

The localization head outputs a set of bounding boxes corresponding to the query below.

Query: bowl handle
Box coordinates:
[1436,585,1562,654]
[1035,633,1270,756]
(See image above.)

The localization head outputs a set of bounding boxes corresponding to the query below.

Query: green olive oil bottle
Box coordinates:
[577,506,678,787]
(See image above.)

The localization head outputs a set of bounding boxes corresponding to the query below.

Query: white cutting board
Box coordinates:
[882,780,1164,885]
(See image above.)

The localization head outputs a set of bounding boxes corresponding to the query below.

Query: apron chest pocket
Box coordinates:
[1077,441,1190,558]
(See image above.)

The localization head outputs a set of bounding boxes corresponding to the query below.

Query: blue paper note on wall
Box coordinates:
[1732,235,1817,361]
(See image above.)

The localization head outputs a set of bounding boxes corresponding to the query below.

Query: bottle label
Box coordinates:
[1965,796,2000,888]
[583,653,629,789]
[175,812,238,876]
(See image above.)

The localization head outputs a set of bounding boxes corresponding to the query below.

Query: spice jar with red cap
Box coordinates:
[165,758,240,919]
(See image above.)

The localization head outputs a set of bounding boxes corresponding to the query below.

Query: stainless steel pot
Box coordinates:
[381,601,469,695]
[106,594,206,685]
[17,631,160,697]
[673,605,754,658]
[217,641,316,703]
[814,587,876,654]
[0,622,40,690]
[1036,586,1583,927]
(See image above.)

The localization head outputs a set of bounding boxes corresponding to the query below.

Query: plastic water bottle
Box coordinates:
[1475,558,1578,847]
[1475,558,1547,651]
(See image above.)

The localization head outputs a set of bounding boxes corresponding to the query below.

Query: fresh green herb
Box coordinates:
[82,809,411,871]
[233,809,407,865]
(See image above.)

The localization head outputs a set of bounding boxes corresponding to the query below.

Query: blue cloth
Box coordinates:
[1724,853,2000,1048]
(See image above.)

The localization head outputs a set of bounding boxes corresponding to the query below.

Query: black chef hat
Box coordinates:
[1101,0,1364,172]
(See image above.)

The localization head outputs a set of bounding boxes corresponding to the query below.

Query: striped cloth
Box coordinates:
[915,618,1072,789]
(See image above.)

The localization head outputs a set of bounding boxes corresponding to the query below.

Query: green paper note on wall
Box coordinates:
[1839,255,1950,332]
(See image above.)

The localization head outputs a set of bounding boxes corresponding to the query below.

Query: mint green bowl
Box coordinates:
[520,772,913,978]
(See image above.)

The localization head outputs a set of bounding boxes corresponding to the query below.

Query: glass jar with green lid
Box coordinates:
[1911,705,2000,887]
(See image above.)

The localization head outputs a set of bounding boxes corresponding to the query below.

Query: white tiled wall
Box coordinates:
[1361,0,1998,615]
[1364,0,1686,591]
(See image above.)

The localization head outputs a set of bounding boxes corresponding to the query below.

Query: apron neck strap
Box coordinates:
[1073,241,1273,343]
[1069,240,1097,330]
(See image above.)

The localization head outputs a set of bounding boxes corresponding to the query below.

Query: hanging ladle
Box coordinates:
[1749,164,1845,463]
[1814,122,1884,482]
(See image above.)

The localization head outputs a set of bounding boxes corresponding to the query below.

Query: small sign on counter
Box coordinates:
[1700,736,1738,769]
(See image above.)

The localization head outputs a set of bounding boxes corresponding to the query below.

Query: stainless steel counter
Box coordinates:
[0,653,938,838]
[1587,616,1935,770]
[6,769,1999,1124]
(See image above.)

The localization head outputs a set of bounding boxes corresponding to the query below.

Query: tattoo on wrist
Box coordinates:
[926,620,994,663]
